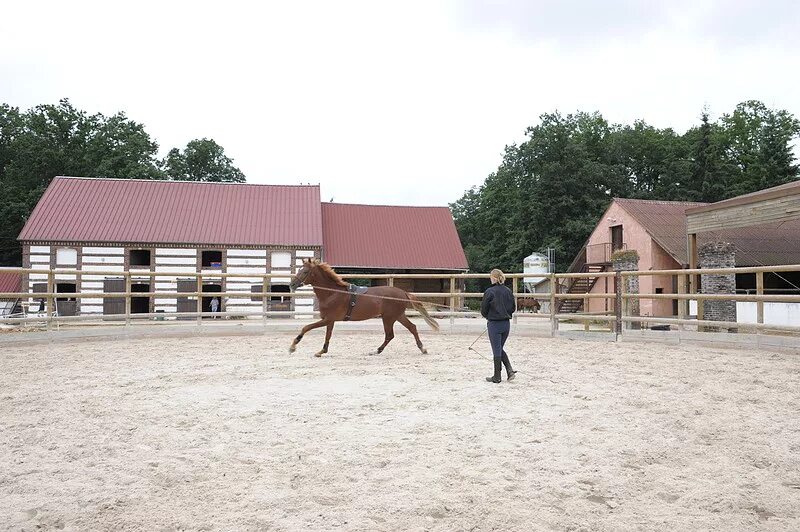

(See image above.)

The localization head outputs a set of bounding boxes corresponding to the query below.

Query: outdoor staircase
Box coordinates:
[557,264,606,314]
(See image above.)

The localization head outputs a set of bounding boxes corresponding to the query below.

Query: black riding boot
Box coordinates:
[485,357,502,383]
[501,352,517,381]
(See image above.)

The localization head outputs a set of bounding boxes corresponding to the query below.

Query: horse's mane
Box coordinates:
[315,262,349,287]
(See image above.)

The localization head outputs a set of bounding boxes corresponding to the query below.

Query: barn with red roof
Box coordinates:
[321,202,468,295]
[0,271,22,316]
[18,176,467,317]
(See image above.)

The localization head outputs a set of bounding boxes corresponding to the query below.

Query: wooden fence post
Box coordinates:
[196,274,203,325]
[262,275,269,326]
[614,271,623,336]
[449,276,455,326]
[46,270,54,331]
[677,273,686,331]
[125,273,131,327]
[584,295,590,331]
[549,274,558,337]
[512,277,518,325]
[756,271,764,329]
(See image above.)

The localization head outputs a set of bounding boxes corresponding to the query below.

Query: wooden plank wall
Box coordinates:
[687,194,800,233]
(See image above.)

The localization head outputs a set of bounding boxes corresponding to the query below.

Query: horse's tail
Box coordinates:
[408,294,440,332]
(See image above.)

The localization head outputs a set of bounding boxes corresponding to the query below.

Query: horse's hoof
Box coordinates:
[289,345,296,354]
[314,351,324,357]
[421,349,428,354]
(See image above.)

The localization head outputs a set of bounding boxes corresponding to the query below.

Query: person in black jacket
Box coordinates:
[481,269,517,383]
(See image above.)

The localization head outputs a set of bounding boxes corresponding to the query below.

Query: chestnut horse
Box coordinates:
[288,259,439,356]
[518,297,541,313]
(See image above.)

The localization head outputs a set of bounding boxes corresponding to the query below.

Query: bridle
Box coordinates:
[290,266,312,290]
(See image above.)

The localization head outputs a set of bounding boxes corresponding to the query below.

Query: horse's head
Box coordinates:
[290,259,319,290]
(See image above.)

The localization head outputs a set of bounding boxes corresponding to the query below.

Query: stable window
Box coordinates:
[56,247,78,266]
[271,284,290,302]
[271,251,291,269]
[131,283,151,314]
[129,249,151,267]
[55,282,78,317]
[56,283,77,302]
[201,250,223,268]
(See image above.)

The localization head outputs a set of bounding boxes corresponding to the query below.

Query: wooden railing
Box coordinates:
[1,265,799,337]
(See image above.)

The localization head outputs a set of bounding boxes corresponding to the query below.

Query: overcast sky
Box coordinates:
[2,1,798,206]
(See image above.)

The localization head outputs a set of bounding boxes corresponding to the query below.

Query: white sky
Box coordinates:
[1,1,798,206]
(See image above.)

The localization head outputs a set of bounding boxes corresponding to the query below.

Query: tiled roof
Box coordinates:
[616,198,800,266]
[321,202,468,270]
[18,177,323,247]
[0,272,21,294]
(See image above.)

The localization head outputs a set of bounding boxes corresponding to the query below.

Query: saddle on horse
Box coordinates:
[344,283,369,321]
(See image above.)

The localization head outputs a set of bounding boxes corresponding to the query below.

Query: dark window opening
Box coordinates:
[268,284,292,314]
[129,249,151,267]
[655,287,663,294]
[736,271,800,295]
[131,283,150,314]
[611,225,624,251]
[56,283,77,317]
[271,284,290,302]
[202,250,223,268]
[56,283,77,302]
[202,283,222,316]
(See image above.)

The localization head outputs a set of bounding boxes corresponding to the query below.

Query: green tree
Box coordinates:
[451,101,800,276]
[681,111,729,202]
[162,138,245,182]
[719,100,800,197]
[0,99,164,265]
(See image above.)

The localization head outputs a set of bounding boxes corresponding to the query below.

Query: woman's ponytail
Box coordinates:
[490,269,505,285]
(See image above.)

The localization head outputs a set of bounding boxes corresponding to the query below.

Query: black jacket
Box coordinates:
[481,284,516,321]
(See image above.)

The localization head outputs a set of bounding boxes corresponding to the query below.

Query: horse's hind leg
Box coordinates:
[372,316,395,355]
[398,314,427,354]
[315,322,335,357]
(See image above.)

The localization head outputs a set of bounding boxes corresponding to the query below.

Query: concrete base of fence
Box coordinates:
[621,329,800,352]
[3,318,798,354]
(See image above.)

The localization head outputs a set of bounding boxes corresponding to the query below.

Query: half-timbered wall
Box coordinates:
[22,244,320,319]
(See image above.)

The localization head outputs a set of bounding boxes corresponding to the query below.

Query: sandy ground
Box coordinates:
[1,326,799,531]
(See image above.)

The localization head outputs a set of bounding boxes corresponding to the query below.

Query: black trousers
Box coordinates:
[487,319,510,358]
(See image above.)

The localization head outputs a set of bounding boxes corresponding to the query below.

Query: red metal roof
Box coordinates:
[0,272,21,294]
[321,203,468,270]
[18,177,323,247]
[616,198,800,267]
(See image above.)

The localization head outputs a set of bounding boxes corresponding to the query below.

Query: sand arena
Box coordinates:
[1,324,799,531]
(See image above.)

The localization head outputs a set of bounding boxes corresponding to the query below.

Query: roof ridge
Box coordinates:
[613,197,709,206]
[54,176,320,188]
[324,202,451,209]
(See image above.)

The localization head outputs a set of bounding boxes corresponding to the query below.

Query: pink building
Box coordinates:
[566,198,800,318]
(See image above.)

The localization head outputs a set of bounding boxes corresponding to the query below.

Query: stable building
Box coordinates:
[18,176,468,317]
[19,177,323,318]
[565,195,800,321]
[321,202,469,300]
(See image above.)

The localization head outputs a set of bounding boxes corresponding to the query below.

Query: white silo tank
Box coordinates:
[523,252,549,291]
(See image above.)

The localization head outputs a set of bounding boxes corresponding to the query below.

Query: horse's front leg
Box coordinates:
[289,319,330,353]
[315,322,335,357]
